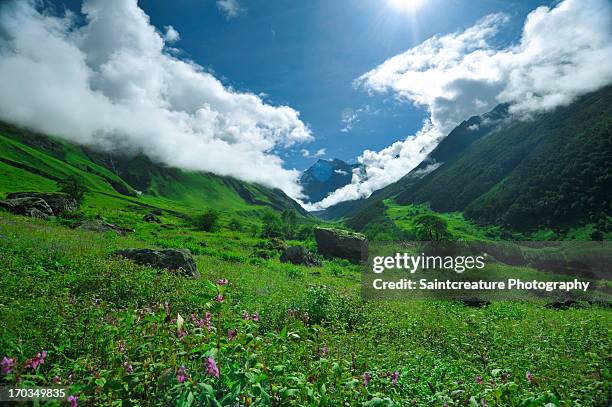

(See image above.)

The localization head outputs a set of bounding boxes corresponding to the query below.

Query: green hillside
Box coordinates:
[340,86,612,238]
[0,121,307,222]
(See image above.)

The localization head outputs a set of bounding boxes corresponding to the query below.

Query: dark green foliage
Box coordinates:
[261,209,283,238]
[414,214,451,241]
[196,209,220,232]
[281,208,298,238]
[58,174,87,205]
[394,86,612,231]
[227,217,243,232]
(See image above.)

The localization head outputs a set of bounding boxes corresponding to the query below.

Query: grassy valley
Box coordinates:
[0,120,610,405]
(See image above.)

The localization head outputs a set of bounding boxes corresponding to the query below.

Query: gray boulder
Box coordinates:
[114,248,200,278]
[314,227,368,263]
[5,192,77,215]
[280,246,321,267]
[0,196,55,219]
[76,219,134,235]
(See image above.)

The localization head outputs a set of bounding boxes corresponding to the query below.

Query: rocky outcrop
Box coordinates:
[143,213,161,223]
[114,248,200,278]
[6,192,77,215]
[314,227,368,263]
[280,246,321,267]
[76,219,134,235]
[0,192,77,218]
[0,196,55,219]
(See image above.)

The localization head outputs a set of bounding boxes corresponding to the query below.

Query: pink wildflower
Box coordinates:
[25,351,47,370]
[242,311,250,321]
[391,370,399,385]
[321,346,329,357]
[363,371,371,386]
[176,365,187,383]
[252,312,259,322]
[68,395,78,407]
[526,371,533,384]
[228,329,237,341]
[124,362,133,374]
[214,294,224,303]
[206,357,220,378]
[476,374,483,384]
[1,357,16,374]
[216,278,228,286]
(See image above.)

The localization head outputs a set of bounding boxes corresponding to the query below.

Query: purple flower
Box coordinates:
[117,340,126,353]
[321,346,329,357]
[526,371,533,384]
[481,399,486,407]
[242,311,250,321]
[216,278,228,286]
[391,370,399,385]
[124,362,133,374]
[68,395,78,407]
[363,371,371,386]
[176,365,187,383]
[177,328,187,339]
[476,374,483,384]
[25,351,47,370]
[228,329,237,341]
[52,375,61,384]
[206,357,219,378]
[214,294,224,303]
[252,312,259,322]
[303,312,310,323]
[205,311,212,331]
[2,357,16,375]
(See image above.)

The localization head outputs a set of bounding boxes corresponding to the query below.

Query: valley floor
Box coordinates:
[1,213,610,406]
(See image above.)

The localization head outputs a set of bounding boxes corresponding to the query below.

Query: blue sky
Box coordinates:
[6,0,608,205]
[53,0,548,170]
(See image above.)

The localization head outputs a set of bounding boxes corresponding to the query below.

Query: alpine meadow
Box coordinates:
[0,0,611,406]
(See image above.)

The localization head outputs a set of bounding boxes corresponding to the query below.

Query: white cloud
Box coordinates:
[216,0,244,19]
[340,105,373,133]
[334,169,348,176]
[301,148,326,158]
[163,25,180,43]
[308,0,612,210]
[0,0,312,198]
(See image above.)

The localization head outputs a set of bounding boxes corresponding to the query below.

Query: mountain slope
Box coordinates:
[0,121,307,217]
[299,158,362,203]
[395,85,612,230]
[317,103,510,221]
[344,85,612,232]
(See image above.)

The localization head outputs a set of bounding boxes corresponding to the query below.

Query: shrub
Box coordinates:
[227,217,243,231]
[58,175,87,205]
[197,209,220,232]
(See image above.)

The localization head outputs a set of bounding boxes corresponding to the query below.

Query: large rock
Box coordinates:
[5,192,77,215]
[0,197,55,219]
[314,227,368,263]
[114,248,200,278]
[280,246,321,267]
[76,219,134,235]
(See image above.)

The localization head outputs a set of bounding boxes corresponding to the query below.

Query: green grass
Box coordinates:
[384,200,500,240]
[0,123,610,405]
[0,213,610,406]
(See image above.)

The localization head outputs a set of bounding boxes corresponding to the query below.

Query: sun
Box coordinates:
[388,0,426,12]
